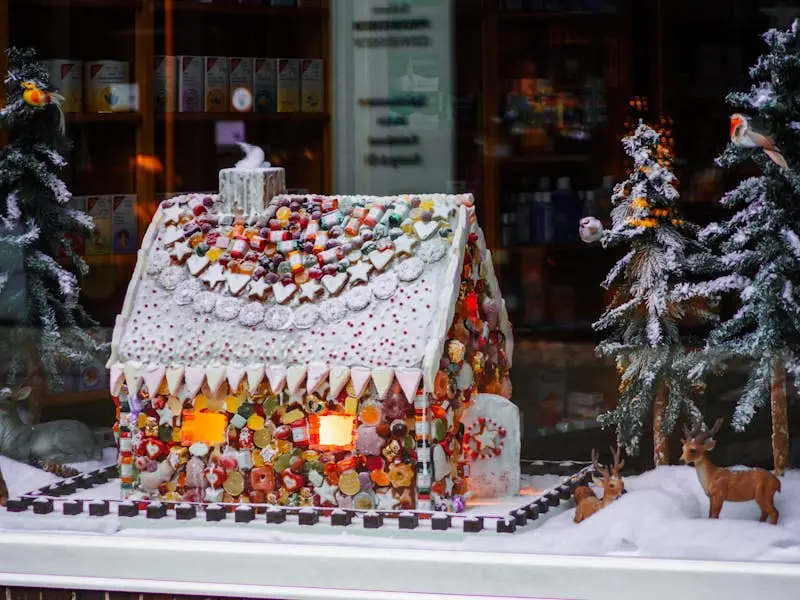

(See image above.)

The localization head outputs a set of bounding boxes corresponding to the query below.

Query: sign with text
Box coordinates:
[333,0,453,195]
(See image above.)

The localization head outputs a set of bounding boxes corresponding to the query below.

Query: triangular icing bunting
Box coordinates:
[184,366,206,397]
[395,368,423,403]
[266,364,287,393]
[227,364,246,391]
[205,365,227,395]
[286,364,307,395]
[328,365,350,399]
[123,362,143,398]
[143,364,166,395]
[109,362,124,395]
[306,362,329,394]
[246,363,265,393]
[350,366,372,397]
[166,365,185,396]
[371,368,395,399]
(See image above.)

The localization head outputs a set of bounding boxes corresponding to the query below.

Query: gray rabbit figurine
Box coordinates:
[0,386,101,465]
[0,462,8,506]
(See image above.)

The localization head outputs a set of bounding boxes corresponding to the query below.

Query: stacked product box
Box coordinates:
[158,56,321,113]
[63,195,138,257]
[41,58,132,113]
[154,55,176,112]
[177,56,204,112]
[112,194,138,253]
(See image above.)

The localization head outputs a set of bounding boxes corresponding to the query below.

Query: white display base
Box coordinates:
[2,454,800,599]
[0,531,797,600]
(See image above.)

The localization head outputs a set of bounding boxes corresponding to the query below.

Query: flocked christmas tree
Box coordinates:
[0,48,102,389]
[687,20,800,476]
[594,121,706,465]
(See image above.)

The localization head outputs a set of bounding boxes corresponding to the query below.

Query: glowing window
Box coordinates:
[181,411,226,445]
[311,415,355,450]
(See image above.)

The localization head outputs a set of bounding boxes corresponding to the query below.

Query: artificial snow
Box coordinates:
[1,454,799,563]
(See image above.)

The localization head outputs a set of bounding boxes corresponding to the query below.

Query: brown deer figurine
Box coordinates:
[573,446,626,523]
[680,418,781,525]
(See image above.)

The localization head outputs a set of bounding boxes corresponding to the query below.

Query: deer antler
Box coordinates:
[683,419,705,441]
[591,448,609,479]
[694,417,724,443]
[610,445,625,474]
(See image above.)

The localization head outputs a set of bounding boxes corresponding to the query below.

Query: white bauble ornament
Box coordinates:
[579,217,604,244]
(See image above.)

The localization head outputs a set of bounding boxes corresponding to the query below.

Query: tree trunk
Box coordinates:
[653,382,669,467]
[770,360,790,476]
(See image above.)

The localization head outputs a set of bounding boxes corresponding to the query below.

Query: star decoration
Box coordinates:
[474,425,499,451]
[171,241,193,262]
[260,444,278,463]
[201,263,226,289]
[432,203,453,222]
[315,481,339,505]
[347,261,373,285]
[156,404,174,426]
[393,234,418,257]
[162,204,185,225]
[299,279,323,302]
[248,278,271,300]
[374,488,398,511]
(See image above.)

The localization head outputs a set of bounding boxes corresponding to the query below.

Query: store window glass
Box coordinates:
[1,0,799,571]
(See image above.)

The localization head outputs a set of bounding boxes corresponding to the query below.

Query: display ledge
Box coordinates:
[10,0,142,8]
[158,1,328,18]
[0,530,798,600]
[158,112,330,123]
[67,113,142,124]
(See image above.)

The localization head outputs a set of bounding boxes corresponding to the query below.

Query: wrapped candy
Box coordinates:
[448,339,466,364]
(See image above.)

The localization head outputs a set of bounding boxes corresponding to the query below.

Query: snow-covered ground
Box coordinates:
[1,452,798,563]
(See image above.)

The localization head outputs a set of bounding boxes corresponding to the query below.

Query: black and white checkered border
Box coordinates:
[4,463,595,534]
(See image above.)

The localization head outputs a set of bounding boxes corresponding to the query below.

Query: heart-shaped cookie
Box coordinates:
[414,220,439,240]
[369,249,394,272]
[272,282,297,304]
[187,254,210,276]
[227,272,251,296]
[322,272,348,295]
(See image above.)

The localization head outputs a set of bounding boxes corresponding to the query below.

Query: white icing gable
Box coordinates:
[110,193,479,377]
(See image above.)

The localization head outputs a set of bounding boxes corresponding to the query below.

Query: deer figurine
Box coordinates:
[573,446,626,523]
[680,418,781,525]
[0,386,102,465]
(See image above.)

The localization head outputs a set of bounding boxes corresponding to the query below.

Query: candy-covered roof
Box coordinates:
[108,191,510,394]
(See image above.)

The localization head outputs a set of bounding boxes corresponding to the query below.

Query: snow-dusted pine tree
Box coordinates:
[594,121,704,464]
[0,48,102,389]
[688,20,800,476]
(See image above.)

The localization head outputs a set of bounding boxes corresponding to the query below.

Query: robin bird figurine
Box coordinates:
[730,113,788,170]
[21,80,66,133]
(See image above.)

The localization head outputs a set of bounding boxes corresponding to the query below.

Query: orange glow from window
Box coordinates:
[317,415,355,448]
[181,411,226,445]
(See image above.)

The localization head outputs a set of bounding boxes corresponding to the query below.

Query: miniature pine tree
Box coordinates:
[689,20,800,475]
[594,121,705,464]
[0,48,102,389]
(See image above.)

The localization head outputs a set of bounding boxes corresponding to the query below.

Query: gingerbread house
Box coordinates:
[106,163,516,512]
